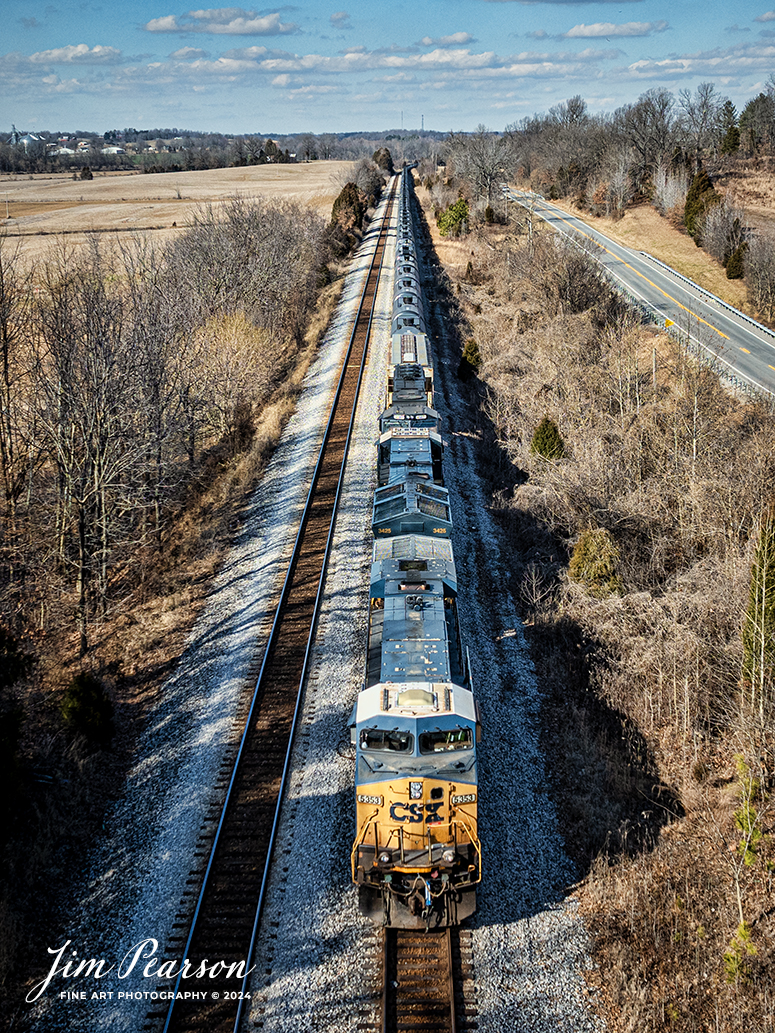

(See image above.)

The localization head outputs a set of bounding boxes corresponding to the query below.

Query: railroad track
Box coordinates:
[381,927,477,1033]
[149,181,397,1033]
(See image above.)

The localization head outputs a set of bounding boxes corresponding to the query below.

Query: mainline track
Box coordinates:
[156,181,397,1033]
[382,928,457,1033]
[380,926,478,1033]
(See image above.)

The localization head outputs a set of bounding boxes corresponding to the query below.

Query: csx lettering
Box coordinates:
[389,802,446,824]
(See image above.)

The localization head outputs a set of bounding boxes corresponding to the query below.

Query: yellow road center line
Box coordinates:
[540,203,730,340]
[740,347,751,354]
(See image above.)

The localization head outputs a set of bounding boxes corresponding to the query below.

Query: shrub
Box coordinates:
[437,198,469,237]
[568,528,621,597]
[60,672,114,747]
[529,416,565,460]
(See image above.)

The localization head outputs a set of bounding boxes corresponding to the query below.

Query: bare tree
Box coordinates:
[446,124,513,207]
[619,87,677,189]
[700,195,747,266]
[35,239,142,653]
[744,232,775,320]
[652,162,690,215]
[0,238,38,541]
[678,82,725,161]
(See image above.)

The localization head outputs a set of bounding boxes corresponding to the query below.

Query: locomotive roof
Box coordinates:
[356,682,476,723]
[390,331,429,367]
[372,533,453,564]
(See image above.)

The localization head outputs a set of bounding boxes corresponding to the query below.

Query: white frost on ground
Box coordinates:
[22,195,390,1033]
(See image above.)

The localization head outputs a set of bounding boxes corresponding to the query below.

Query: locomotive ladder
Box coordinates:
[153,178,398,1033]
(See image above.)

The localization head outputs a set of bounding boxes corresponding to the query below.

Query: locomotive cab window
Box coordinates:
[360,728,413,752]
[419,728,473,753]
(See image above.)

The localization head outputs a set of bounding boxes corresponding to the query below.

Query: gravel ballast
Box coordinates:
[24,180,606,1033]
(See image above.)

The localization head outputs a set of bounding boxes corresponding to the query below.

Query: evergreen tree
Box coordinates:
[742,508,775,724]
[437,198,469,237]
[530,416,565,460]
[61,671,115,747]
[684,166,719,241]
[721,124,741,155]
[457,337,481,380]
[568,528,621,597]
[726,241,746,279]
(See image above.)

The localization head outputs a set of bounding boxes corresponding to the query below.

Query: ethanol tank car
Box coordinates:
[350,169,481,930]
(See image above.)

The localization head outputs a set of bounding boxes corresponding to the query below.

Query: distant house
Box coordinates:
[102,146,125,155]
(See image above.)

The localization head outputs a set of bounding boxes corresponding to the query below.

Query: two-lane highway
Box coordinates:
[504,188,775,397]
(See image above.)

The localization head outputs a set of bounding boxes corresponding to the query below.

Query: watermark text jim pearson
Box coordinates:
[28,939,254,1003]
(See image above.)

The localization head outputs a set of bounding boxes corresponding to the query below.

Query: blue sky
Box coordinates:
[3,1,775,135]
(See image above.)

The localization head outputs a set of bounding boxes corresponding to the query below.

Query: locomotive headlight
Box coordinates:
[442,849,456,864]
[451,793,477,805]
[378,852,392,863]
[357,794,383,806]
[410,781,423,800]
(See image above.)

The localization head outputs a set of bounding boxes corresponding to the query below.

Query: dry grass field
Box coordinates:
[0,160,351,265]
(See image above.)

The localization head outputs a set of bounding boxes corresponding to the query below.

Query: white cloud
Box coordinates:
[144,8,299,35]
[627,41,775,79]
[563,21,668,39]
[145,16,181,32]
[29,43,123,64]
[754,11,775,22]
[419,33,476,47]
[170,46,209,59]
[330,11,350,25]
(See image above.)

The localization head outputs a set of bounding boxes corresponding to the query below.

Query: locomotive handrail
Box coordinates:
[352,816,482,883]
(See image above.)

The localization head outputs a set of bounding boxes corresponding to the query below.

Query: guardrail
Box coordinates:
[503,188,775,405]
[636,251,775,344]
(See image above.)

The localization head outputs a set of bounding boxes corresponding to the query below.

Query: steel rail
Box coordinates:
[160,178,397,1033]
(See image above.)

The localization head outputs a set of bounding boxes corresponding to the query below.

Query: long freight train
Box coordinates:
[350,169,481,930]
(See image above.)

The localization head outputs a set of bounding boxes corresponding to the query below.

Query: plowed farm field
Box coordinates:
[1,161,349,264]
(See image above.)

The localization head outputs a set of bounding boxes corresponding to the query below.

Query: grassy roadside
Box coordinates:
[525,195,752,316]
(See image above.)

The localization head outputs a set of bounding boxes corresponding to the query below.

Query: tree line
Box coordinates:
[0,197,326,655]
[426,79,775,323]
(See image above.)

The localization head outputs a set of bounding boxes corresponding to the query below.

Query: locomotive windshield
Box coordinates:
[360,728,413,752]
[419,728,473,753]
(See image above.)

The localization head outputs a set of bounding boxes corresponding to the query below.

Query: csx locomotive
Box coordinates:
[350,170,481,929]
